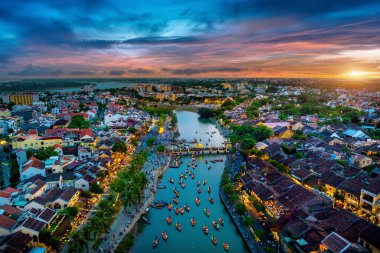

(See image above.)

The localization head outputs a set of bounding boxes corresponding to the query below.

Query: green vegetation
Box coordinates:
[115,233,135,253]
[274,102,364,123]
[230,124,273,154]
[235,203,247,215]
[60,206,79,221]
[146,137,155,148]
[68,115,91,129]
[198,108,218,118]
[143,106,173,116]
[38,146,59,160]
[112,140,127,153]
[243,215,254,227]
[89,183,104,194]
[111,151,148,212]
[246,99,269,118]
[156,144,166,152]
[9,154,20,187]
[157,114,167,128]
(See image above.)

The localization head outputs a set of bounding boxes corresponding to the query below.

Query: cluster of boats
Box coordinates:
[151,156,230,251]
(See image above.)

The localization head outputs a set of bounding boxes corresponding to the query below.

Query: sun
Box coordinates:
[348,70,365,77]
[344,70,368,79]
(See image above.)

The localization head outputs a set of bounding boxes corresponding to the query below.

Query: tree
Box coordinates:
[235,203,247,215]
[156,145,166,152]
[112,140,127,153]
[198,108,216,118]
[90,183,104,194]
[146,138,155,148]
[243,215,254,227]
[38,147,58,160]
[60,206,79,221]
[68,115,91,129]
[69,230,88,253]
[128,127,137,134]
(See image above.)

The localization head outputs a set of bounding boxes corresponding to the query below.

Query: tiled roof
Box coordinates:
[37,208,56,223]
[0,231,32,253]
[321,232,350,253]
[0,215,17,230]
[21,217,46,232]
[0,204,22,216]
[59,187,78,202]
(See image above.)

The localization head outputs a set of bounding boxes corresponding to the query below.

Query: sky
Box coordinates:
[1,0,380,79]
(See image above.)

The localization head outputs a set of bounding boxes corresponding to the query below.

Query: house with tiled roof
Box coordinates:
[0,187,19,206]
[0,215,18,236]
[15,217,46,237]
[24,179,46,202]
[36,208,57,225]
[20,157,46,181]
[0,231,33,253]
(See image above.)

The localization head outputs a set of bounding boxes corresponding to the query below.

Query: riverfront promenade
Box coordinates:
[98,119,174,252]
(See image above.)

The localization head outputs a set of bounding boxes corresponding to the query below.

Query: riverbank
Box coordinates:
[99,121,175,252]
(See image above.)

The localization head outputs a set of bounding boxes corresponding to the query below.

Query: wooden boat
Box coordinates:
[179,207,184,214]
[175,192,180,197]
[162,231,168,241]
[211,235,217,245]
[203,225,209,235]
[197,181,201,187]
[208,165,211,170]
[184,204,190,212]
[190,218,196,227]
[181,183,185,189]
[191,174,195,179]
[195,197,200,206]
[209,197,214,204]
[166,216,172,225]
[212,221,220,230]
[184,174,187,179]
[187,162,190,167]
[223,241,229,251]
[197,187,201,194]
[169,178,174,184]
[142,216,151,224]
[153,236,159,248]
[176,222,182,231]
[204,208,210,217]
[175,208,179,215]
[173,198,178,204]
[168,203,172,211]
[173,187,178,193]
[205,160,208,164]
[158,184,167,189]
[218,218,224,226]
[203,180,207,185]
[208,187,211,194]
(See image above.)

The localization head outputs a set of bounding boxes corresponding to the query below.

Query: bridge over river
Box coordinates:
[166,145,230,155]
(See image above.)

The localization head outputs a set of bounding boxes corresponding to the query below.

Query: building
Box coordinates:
[12,135,62,150]
[2,93,39,105]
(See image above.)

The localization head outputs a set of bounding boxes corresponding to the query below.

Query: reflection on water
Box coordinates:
[131,111,248,253]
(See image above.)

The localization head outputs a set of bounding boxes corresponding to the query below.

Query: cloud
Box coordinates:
[69,70,96,75]
[161,66,248,75]
[127,68,154,74]
[73,36,205,49]
[109,70,125,76]
[8,65,62,76]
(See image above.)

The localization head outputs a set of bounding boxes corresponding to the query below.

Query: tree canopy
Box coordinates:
[68,115,91,129]
[112,140,127,153]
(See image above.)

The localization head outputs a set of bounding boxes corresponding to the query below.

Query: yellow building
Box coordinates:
[3,93,39,105]
[12,136,62,150]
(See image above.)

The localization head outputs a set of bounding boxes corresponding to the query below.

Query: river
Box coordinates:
[131,111,248,253]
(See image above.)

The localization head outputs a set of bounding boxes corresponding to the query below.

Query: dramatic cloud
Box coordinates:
[1,0,380,77]
[8,65,62,76]
[161,67,247,75]
[109,70,126,76]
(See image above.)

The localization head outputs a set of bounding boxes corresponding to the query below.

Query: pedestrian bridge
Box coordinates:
[166,146,230,155]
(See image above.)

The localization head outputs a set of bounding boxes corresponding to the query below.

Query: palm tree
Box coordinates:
[68,230,87,253]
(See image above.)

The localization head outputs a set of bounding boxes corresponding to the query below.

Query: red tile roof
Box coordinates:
[0,215,17,230]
